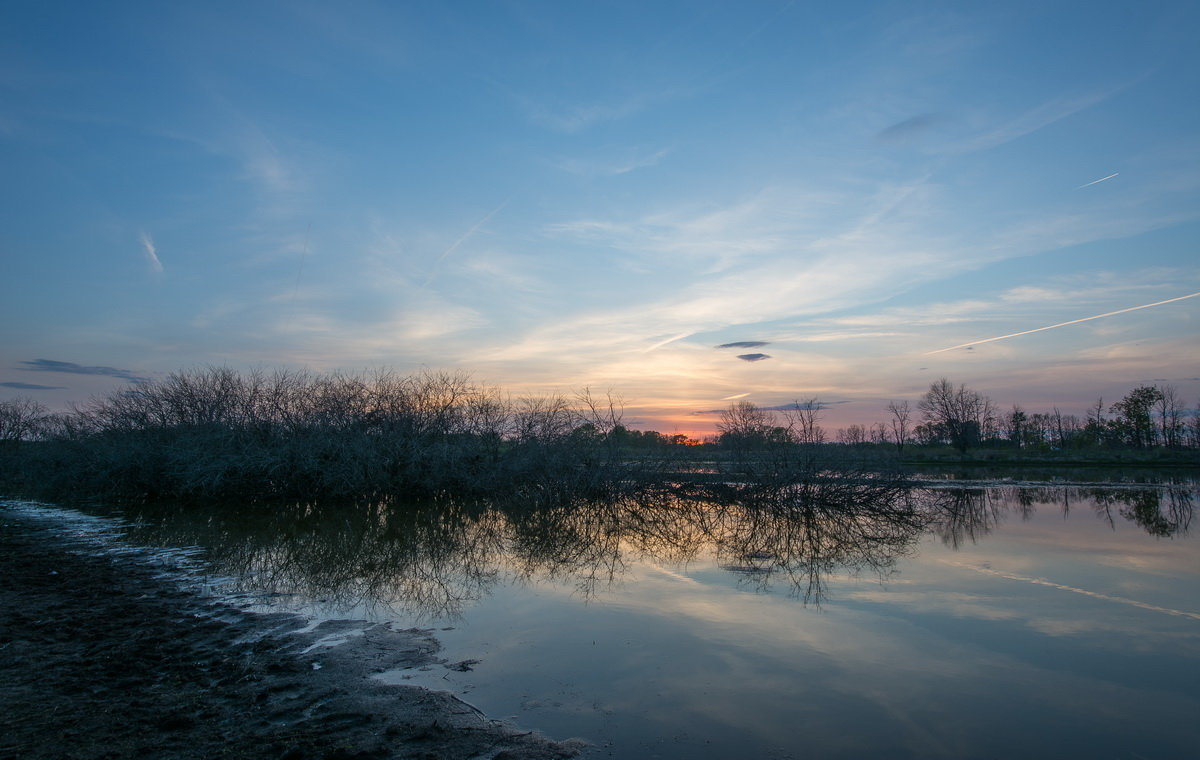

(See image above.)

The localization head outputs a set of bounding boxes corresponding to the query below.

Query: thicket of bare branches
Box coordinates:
[1,368,642,503]
[0,397,50,445]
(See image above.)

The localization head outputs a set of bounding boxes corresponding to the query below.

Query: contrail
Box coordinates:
[422,199,509,288]
[1076,171,1118,189]
[721,392,750,400]
[925,290,1200,355]
[139,231,163,273]
[644,332,691,353]
[285,221,311,333]
[940,559,1200,620]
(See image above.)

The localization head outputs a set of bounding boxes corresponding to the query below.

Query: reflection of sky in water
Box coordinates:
[81,486,1200,758]
[389,493,1200,759]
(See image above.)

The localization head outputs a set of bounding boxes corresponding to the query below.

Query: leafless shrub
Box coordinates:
[0,397,50,443]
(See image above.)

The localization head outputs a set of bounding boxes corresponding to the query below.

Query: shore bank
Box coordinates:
[0,504,582,760]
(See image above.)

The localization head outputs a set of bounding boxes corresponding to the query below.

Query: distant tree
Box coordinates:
[782,397,825,444]
[569,422,602,443]
[838,424,867,445]
[1156,385,1185,449]
[717,400,777,452]
[1005,405,1028,449]
[1109,386,1163,448]
[1083,397,1107,447]
[870,422,889,445]
[886,400,911,454]
[913,422,943,447]
[917,379,994,454]
[1028,412,1053,449]
[1049,407,1077,449]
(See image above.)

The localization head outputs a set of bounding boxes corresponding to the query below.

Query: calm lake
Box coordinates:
[28,476,1200,759]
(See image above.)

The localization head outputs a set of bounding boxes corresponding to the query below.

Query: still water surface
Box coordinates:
[68,479,1200,758]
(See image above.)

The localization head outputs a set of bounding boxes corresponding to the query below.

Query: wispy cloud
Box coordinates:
[545,186,844,274]
[875,113,946,143]
[925,291,1200,355]
[20,359,149,383]
[518,89,658,133]
[952,86,1127,155]
[1,381,66,390]
[693,400,848,415]
[139,231,163,273]
[717,341,769,349]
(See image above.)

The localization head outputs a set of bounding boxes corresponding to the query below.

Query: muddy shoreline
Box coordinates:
[0,505,583,760]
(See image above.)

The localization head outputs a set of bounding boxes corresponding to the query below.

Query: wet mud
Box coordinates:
[0,507,583,760]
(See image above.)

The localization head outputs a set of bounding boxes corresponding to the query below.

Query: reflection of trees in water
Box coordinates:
[686,479,928,603]
[503,478,928,605]
[121,498,511,619]
[114,480,1196,620]
[1086,488,1194,537]
[928,488,1004,550]
[927,485,1194,547]
[504,488,705,599]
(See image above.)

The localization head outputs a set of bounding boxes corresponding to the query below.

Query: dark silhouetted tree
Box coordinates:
[1109,386,1163,448]
[917,378,994,454]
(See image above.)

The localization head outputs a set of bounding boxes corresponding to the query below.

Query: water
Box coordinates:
[18,479,1199,759]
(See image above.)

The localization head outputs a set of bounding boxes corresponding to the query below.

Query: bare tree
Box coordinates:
[871,422,889,445]
[886,400,911,454]
[782,398,825,444]
[838,425,867,445]
[1084,397,1107,446]
[917,378,994,454]
[576,387,625,437]
[718,400,776,450]
[1005,405,1028,449]
[1050,407,1068,449]
[1156,385,1185,449]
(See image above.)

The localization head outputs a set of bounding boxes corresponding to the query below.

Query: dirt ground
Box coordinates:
[0,506,584,760]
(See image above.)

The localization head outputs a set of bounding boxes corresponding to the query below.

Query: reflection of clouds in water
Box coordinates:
[846,589,1024,622]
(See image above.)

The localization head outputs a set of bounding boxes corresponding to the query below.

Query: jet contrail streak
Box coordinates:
[939,559,1200,620]
[644,332,691,352]
[139,231,163,273]
[1076,171,1118,189]
[721,392,750,400]
[422,199,509,288]
[925,290,1200,355]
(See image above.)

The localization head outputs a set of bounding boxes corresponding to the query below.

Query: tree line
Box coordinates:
[1,369,1197,504]
[713,378,1200,455]
[0,367,646,502]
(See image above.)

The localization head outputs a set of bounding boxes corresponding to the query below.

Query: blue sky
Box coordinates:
[2,1,1197,434]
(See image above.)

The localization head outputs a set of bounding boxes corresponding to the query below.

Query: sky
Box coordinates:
[2,0,1198,435]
